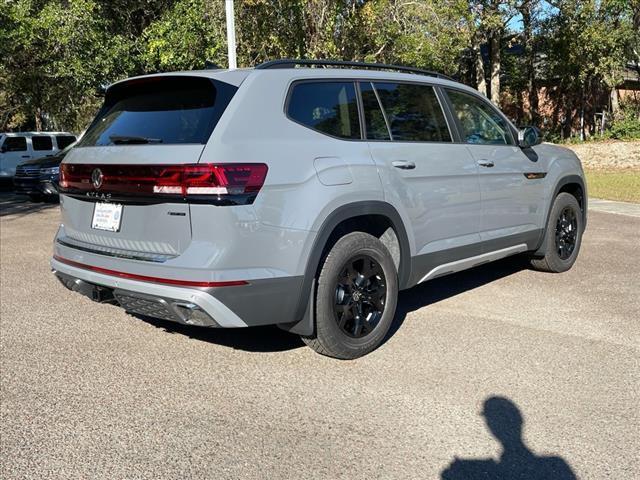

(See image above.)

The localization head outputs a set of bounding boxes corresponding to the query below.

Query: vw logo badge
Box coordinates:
[91,168,104,189]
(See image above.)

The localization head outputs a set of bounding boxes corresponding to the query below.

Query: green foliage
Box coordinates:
[542,0,633,89]
[363,0,472,75]
[141,0,227,71]
[0,0,638,136]
[605,105,640,140]
[0,0,134,131]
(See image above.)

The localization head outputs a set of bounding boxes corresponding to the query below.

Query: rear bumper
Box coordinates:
[52,257,246,327]
[51,256,304,329]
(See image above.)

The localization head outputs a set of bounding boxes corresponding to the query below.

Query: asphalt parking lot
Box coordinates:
[1,193,638,479]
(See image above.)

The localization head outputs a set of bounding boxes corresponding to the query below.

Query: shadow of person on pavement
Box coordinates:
[441,396,577,480]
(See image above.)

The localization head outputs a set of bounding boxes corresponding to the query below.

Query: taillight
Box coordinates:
[59,163,268,205]
[59,166,70,188]
[153,164,268,196]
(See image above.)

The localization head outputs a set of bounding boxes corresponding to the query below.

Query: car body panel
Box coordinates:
[468,144,546,241]
[369,141,482,259]
[51,66,586,332]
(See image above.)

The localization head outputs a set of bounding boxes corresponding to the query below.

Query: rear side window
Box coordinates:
[32,135,53,150]
[1,136,27,152]
[373,82,451,142]
[78,76,237,146]
[287,81,360,139]
[56,135,76,149]
[446,89,514,145]
[360,82,391,140]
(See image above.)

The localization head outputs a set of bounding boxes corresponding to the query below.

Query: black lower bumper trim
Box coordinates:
[54,270,219,327]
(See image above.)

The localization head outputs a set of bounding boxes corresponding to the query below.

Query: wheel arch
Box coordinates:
[551,175,587,226]
[533,174,587,257]
[278,201,411,336]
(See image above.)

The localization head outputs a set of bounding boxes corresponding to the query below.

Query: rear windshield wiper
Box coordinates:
[109,135,163,145]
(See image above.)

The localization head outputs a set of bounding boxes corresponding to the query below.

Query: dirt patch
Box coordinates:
[561,140,640,171]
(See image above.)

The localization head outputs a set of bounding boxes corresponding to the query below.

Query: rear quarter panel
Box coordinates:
[199,70,387,277]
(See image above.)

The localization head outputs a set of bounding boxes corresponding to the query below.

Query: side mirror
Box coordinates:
[518,126,543,148]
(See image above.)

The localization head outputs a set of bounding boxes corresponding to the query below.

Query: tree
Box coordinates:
[0,0,130,131]
[519,0,540,124]
[541,0,633,138]
[140,0,227,72]
[1,0,638,136]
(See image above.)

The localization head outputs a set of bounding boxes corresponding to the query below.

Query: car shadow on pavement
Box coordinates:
[386,255,530,343]
[136,255,530,354]
[441,396,577,479]
[0,190,59,218]
[134,315,305,352]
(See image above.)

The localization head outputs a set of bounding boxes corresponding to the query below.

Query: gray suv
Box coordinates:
[52,60,586,359]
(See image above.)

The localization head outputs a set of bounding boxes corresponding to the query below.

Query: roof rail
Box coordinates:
[255,59,454,81]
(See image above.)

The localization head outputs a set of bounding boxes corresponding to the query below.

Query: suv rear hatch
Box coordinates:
[57,75,239,260]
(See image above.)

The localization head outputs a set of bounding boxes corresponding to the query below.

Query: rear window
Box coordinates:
[2,136,27,152]
[78,76,237,147]
[373,82,451,143]
[32,135,53,150]
[287,81,361,139]
[360,82,391,140]
[56,135,76,149]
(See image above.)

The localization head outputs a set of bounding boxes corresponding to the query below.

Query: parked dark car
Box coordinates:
[13,143,74,201]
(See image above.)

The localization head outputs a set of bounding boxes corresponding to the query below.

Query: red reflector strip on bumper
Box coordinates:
[53,255,248,288]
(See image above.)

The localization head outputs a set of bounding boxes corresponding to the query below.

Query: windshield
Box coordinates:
[78,76,237,147]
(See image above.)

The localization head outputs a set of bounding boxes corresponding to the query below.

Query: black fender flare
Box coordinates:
[534,174,587,256]
[278,201,412,336]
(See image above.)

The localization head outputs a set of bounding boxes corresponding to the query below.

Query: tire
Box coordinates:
[302,231,398,359]
[530,192,583,273]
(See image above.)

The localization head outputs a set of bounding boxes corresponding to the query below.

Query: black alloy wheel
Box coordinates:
[555,206,578,260]
[333,255,387,338]
[530,192,583,273]
[302,231,398,359]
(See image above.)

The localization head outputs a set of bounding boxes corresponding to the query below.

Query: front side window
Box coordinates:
[372,82,451,142]
[1,136,27,152]
[32,136,53,151]
[446,90,514,145]
[287,81,360,139]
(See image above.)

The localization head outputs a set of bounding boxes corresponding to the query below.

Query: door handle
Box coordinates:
[21,155,30,158]
[477,159,494,168]
[392,160,416,170]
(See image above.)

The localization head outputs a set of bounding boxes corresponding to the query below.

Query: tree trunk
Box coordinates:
[610,86,620,118]
[473,31,487,96]
[521,1,539,125]
[489,29,500,105]
[35,108,42,132]
[516,89,524,125]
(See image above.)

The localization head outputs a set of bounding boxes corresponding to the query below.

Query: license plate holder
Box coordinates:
[91,202,123,232]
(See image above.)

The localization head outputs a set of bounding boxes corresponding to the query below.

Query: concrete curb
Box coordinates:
[589,198,640,217]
